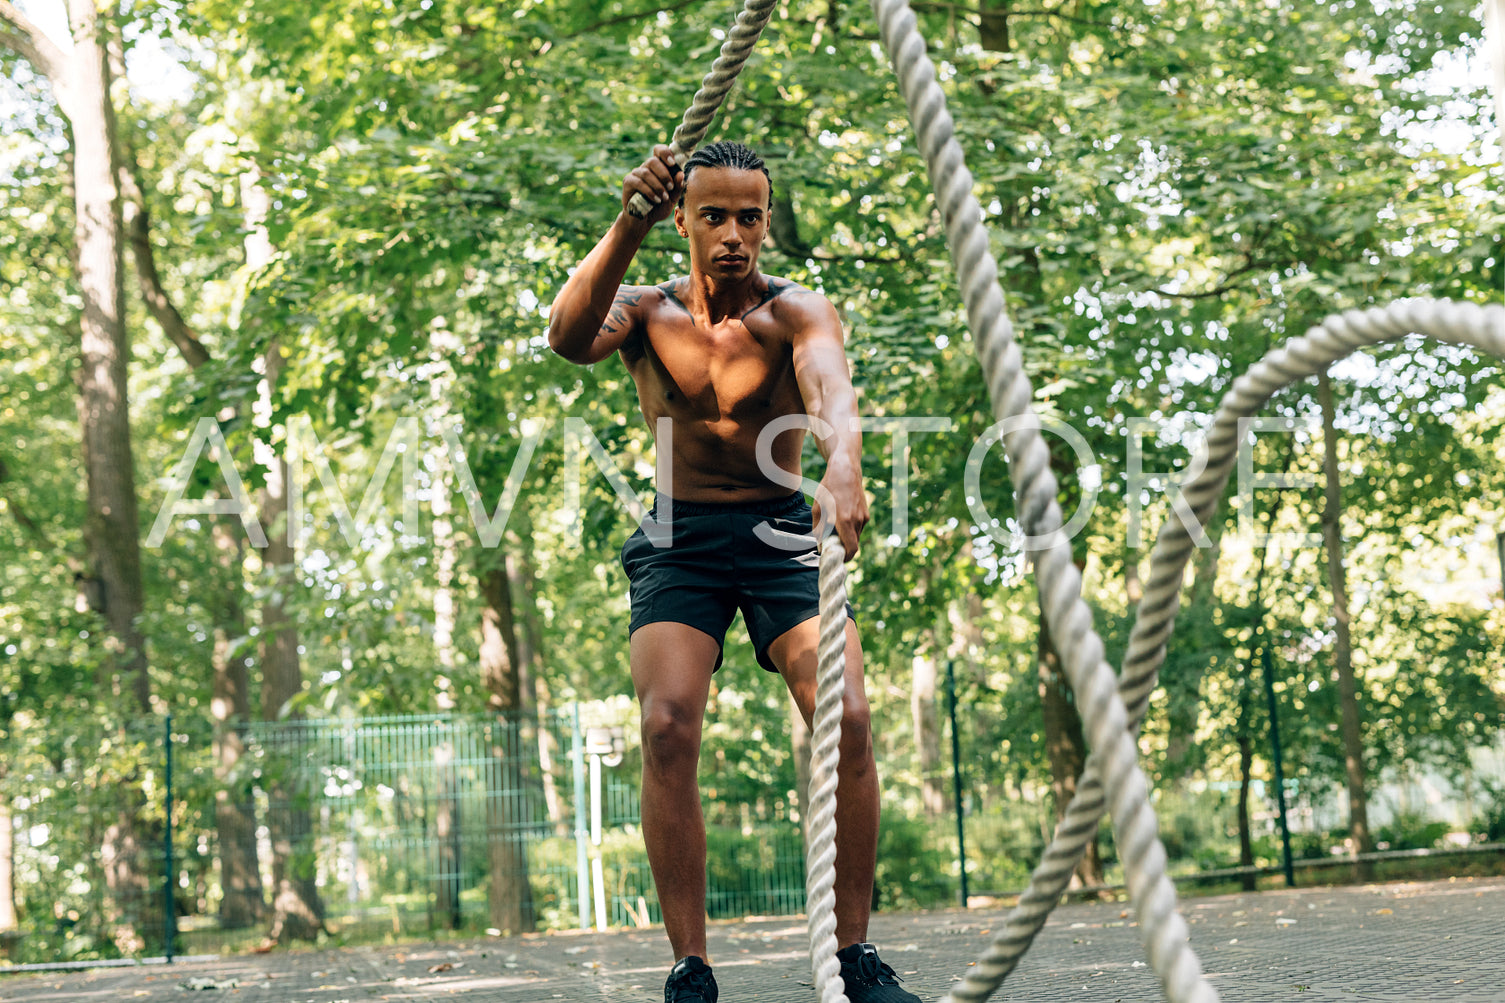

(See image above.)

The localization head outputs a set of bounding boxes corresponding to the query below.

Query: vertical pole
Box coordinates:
[590,751,607,930]
[164,715,176,963]
[571,704,590,930]
[1495,530,1504,599]
[347,724,359,907]
[946,660,969,907]
[1260,643,1295,887]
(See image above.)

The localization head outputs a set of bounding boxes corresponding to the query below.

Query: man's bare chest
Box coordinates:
[624,311,797,420]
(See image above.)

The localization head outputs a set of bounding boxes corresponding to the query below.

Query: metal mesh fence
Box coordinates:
[2,708,1501,968]
[2,717,174,965]
[0,708,819,966]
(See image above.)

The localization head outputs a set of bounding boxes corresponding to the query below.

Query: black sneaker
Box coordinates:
[664,955,718,1003]
[836,942,920,1003]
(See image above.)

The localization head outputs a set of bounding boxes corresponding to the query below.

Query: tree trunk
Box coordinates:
[911,640,946,817]
[43,0,155,954]
[431,467,463,930]
[211,524,264,928]
[514,538,566,835]
[61,0,149,716]
[258,471,323,943]
[432,745,463,932]
[979,0,1011,53]
[118,154,210,368]
[1,0,154,773]
[479,560,534,935]
[1236,728,1257,892]
[110,86,261,929]
[1235,664,1258,894]
[258,456,323,943]
[0,788,15,933]
[1037,597,1105,890]
[1318,370,1373,878]
[245,171,323,944]
[512,539,567,839]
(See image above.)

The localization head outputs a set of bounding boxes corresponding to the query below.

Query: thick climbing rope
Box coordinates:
[835,1,1219,999]
[624,0,779,219]
[868,6,1505,998]
[632,3,1505,1002]
[807,537,852,1003]
[935,299,1504,1003]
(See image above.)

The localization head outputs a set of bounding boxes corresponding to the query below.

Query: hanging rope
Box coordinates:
[865,1,1214,999]
[807,536,852,1003]
[934,298,1503,1003]
[628,2,1505,1002]
[624,0,779,219]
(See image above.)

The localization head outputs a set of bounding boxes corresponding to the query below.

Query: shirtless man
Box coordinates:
[549,141,920,1003]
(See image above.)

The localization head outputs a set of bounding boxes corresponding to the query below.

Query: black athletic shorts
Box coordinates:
[620,492,857,672]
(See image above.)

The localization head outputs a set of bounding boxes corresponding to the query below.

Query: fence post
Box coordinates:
[164,715,176,963]
[946,660,969,908]
[571,704,590,930]
[1495,529,1504,598]
[1260,643,1296,887]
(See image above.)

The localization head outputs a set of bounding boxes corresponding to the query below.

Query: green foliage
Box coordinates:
[874,812,955,911]
[1373,811,1453,852]
[1,0,1503,959]
[1156,786,1243,870]
[1476,784,1505,844]
[0,717,170,963]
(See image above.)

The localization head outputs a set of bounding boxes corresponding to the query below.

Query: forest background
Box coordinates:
[1,0,1503,963]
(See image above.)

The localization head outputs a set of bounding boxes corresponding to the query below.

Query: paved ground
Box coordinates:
[0,876,1499,1002]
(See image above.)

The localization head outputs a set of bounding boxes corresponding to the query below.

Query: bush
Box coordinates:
[704,824,805,919]
[874,812,955,911]
[1478,786,1505,843]
[1374,811,1451,851]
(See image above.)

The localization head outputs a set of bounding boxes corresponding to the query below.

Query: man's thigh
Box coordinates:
[766,617,868,729]
[630,621,722,726]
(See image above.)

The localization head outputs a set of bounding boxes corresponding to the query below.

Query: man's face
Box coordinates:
[674,167,770,282]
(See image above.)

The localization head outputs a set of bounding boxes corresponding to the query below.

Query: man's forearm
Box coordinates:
[811,387,863,476]
[806,380,868,557]
[549,213,652,360]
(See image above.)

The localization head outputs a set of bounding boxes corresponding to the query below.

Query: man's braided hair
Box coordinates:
[678,141,773,209]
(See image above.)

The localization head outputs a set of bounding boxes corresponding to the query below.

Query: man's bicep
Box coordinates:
[591,285,653,362]
[790,296,851,389]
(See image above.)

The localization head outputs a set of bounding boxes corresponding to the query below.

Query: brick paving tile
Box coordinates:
[0,876,1499,1002]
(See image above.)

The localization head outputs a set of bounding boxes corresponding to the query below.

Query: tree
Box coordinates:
[0,0,149,708]
[240,169,325,944]
[1,0,154,952]
[112,88,265,926]
[1318,369,1373,874]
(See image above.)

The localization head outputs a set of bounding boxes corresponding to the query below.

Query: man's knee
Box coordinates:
[640,698,704,774]
[837,697,873,766]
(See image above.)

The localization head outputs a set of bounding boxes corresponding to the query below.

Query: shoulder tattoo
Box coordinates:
[743,277,817,319]
[658,278,692,319]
